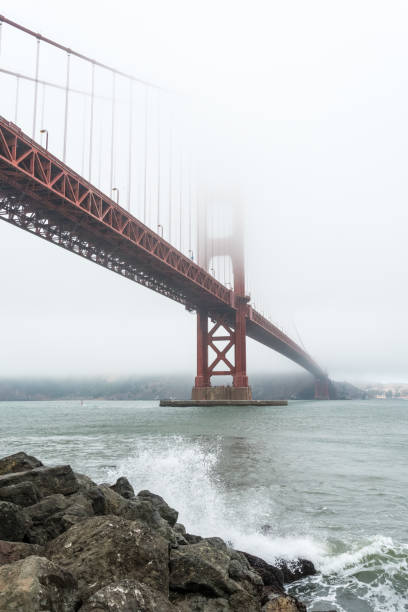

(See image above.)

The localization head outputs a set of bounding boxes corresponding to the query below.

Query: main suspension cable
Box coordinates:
[32,38,40,138]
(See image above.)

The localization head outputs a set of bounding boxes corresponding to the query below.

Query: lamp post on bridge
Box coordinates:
[40,129,48,150]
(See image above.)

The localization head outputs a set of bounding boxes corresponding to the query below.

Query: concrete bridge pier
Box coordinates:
[314,377,330,400]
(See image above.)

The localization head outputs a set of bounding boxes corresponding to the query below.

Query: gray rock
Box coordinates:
[169,538,262,603]
[27,493,95,544]
[26,494,71,544]
[0,452,43,476]
[47,515,170,601]
[74,472,99,491]
[0,540,44,565]
[240,551,285,594]
[170,592,231,611]
[75,473,108,515]
[0,465,79,497]
[261,592,306,611]
[0,481,40,507]
[110,477,135,499]
[0,501,31,542]
[172,524,188,546]
[79,579,177,611]
[172,589,262,611]
[185,532,203,544]
[0,555,78,611]
[97,485,178,545]
[47,492,94,533]
[229,589,262,611]
[27,494,71,524]
[137,490,178,527]
[276,558,316,583]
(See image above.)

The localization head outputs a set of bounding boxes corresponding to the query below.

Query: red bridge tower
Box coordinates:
[192,205,252,401]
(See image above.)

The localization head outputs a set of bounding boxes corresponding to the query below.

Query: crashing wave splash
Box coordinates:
[103,436,407,612]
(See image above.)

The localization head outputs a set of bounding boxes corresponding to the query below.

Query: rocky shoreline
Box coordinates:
[0,452,332,611]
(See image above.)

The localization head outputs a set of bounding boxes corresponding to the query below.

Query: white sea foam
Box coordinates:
[104,436,326,561]
[103,436,408,612]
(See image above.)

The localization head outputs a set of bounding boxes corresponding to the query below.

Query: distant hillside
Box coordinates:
[0,373,365,401]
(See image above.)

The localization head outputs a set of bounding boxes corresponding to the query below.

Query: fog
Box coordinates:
[1,0,408,383]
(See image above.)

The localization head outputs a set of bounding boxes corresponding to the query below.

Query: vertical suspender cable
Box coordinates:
[156,91,161,230]
[196,183,199,266]
[14,76,20,123]
[168,114,172,244]
[223,215,226,284]
[110,72,116,195]
[188,157,192,255]
[81,95,87,174]
[127,79,133,211]
[88,62,95,181]
[0,19,3,55]
[98,123,103,187]
[62,52,71,162]
[212,205,215,278]
[179,149,183,251]
[40,82,45,130]
[32,38,40,138]
[143,88,149,224]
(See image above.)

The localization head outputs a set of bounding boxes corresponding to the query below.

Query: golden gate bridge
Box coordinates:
[0,15,330,402]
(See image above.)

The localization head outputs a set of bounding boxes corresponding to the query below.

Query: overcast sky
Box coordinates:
[1,0,408,383]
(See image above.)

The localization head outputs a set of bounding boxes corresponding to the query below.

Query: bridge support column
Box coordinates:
[191,197,252,402]
[314,377,330,400]
[233,300,249,389]
[191,307,252,401]
[194,308,210,389]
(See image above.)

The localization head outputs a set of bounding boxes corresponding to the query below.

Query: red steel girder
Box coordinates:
[0,116,232,312]
[207,315,235,377]
[0,115,327,381]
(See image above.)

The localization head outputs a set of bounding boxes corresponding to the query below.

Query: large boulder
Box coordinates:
[96,486,178,545]
[277,559,316,583]
[110,477,135,500]
[240,552,285,594]
[79,579,177,611]
[261,593,306,611]
[0,501,31,542]
[0,555,78,611]
[74,473,108,515]
[47,515,170,601]
[137,490,178,527]
[185,532,203,544]
[170,592,231,611]
[0,452,43,476]
[171,590,261,611]
[0,481,40,506]
[169,537,262,606]
[27,493,94,544]
[172,523,188,546]
[0,465,79,498]
[70,479,179,545]
[0,540,44,565]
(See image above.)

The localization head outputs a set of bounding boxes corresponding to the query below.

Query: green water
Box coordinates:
[0,399,407,611]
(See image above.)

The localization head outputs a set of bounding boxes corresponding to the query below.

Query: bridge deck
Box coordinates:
[0,116,325,379]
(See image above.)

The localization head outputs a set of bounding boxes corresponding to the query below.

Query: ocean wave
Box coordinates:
[103,436,408,612]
